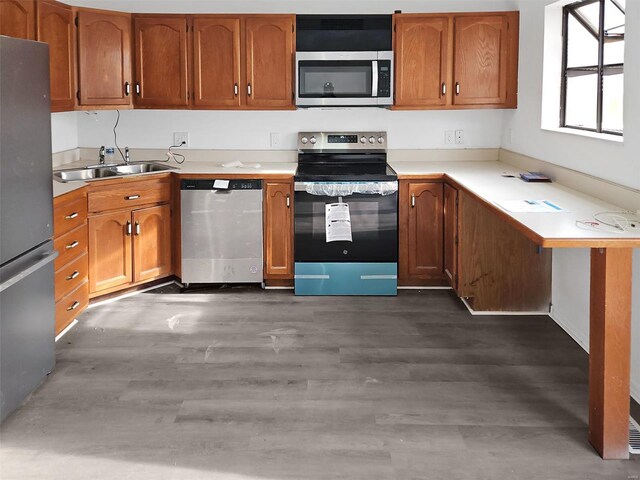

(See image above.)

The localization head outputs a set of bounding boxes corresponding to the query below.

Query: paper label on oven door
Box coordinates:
[325,203,352,243]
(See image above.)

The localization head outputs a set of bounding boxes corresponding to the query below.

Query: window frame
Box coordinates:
[560,0,624,136]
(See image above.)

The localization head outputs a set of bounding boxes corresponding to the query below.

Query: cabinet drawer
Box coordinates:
[55,281,89,335]
[55,252,89,302]
[54,189,88,237]
[54,223,88,270]
[88,176,171,213]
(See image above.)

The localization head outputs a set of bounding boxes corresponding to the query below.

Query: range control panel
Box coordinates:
[298,132,387,151]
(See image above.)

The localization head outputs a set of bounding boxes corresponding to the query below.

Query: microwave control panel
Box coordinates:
[377,61,392,98]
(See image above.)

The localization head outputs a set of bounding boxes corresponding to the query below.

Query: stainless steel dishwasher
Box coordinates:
[180,179,263,285]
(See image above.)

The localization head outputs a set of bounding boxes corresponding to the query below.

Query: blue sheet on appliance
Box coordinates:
[303,182,398,197]
[326,202,352,242]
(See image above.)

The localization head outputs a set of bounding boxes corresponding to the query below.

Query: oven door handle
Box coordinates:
[371,60,379,98]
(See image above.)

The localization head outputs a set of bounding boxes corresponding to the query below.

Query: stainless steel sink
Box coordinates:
[112,163,175,175]
[54,167,120,182]
[53,162,177,182]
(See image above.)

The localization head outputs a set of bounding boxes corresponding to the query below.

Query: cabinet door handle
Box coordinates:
[66,301,80,312]
[135,221,140,236]
[442,83,446,96]
[135,82,141,95]
[66,271,80,281]
[455,82,460,95]
[247,83,252,96]
[65,240,79,250]
[65,212,78,220]
[286,194,290,208]
[125,81,131,96]
[126,221,132,236]
[125,195,140,200]
[411,194,416,208]
[234,83,239,96]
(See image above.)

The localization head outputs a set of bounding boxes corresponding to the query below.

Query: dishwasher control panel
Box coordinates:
[181,179,262,190]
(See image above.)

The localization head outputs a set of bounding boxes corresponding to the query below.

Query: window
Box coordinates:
[561,0,625,136]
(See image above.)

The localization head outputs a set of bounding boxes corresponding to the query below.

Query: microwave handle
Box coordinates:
[371,60,379,98]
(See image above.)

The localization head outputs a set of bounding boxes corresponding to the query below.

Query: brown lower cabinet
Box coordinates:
[53,188,89,335]
[399,180,446,286]
[88,176,172,296]
[443,183,459,290]
[263,180,293,282]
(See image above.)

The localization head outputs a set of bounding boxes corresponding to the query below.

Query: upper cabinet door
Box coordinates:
[192,17,241,108]
[394,15,450,107]
[453,14,513,106]
[77,10,132,107]
[134,16,189,108]
[0,0,35,39]
[37,1,75,112]
[245,16,294,109]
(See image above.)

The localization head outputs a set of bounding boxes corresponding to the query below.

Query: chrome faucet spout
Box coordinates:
[124,147,130,165]
[98,146,105,165]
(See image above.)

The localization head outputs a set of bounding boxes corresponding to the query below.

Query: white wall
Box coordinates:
[502,0,640,399]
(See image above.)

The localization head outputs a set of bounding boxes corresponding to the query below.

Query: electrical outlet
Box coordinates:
[270,132,281,148]
[444,130,454,145]
[173,132,189,147]
[455,130,465,145]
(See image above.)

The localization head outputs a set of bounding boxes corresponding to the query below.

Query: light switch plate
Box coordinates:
[173,132,189,147]
[444,130,454,145]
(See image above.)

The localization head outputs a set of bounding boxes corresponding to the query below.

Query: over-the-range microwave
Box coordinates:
[295,51,393,107]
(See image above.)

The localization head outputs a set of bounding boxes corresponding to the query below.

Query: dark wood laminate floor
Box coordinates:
[1,287,638,479]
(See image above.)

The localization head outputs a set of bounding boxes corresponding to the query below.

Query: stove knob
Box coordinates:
[377,136,385,144]
[360,136,366,144]
[310,136,317,144]
[300,136,308,144]
[368,136,375,144]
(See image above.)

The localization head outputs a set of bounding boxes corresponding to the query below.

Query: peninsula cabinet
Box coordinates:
[88,176,172,296]
[0,0,35,40]
[133,16,189,108]
[77,9,132,108]
[192,15,295,109]
[37,0,75,112]
[393,11,519,109]
[443,183,459,291]
[398,180,446,286]
[263,180,294,283]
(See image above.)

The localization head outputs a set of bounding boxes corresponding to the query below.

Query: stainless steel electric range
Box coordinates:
[294,132,398,295]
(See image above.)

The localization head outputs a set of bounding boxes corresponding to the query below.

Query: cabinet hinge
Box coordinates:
[74,15,78,27]
[455,236,459,246]
[187,91,190,101]
[292,23,295,33]
[76,90,80,101]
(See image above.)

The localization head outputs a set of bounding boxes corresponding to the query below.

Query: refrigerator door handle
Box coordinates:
[0,250,58,293]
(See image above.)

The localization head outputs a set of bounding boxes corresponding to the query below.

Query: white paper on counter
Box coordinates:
[213,179,230,189]
[496,199,566,213]
[326,203,352,242]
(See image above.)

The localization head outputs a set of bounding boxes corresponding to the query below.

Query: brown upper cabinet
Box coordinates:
[192,15,294,110]
[192,17,242,108]
[77,9,132,107]
[0,0,36,39]
[37,0,75,112]
[394,11,519,109]
[133,15,189,108]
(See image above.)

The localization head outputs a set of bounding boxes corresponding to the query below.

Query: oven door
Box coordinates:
[294,181,398,263]
[296,51,393,106]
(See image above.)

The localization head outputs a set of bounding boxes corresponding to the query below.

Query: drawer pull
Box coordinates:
[65,212,79,220]
[125,195,140,200]
[66,271,80,281]
[66,301,80,311]
[65,241,79,250]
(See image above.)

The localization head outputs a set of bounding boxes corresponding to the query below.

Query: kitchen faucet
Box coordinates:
[124,147,130,165]
[98,146,105,165]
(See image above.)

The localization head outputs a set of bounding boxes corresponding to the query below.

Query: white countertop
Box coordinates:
[390,161,640,247]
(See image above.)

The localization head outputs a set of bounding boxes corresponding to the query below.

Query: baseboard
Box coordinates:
[398,286,452,290]
[460,297,550,316]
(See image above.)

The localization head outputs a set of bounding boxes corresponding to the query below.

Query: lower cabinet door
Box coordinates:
[444,183,459,290]
[132,204,172,283]
[88,210,133,294]
[399,181,445,285]
[264,181,293,279]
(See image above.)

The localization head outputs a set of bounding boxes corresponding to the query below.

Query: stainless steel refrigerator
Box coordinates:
[0,36,57,422]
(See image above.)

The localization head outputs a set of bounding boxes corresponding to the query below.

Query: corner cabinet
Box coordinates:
[443,183,459,291]
[264,181,293,283]
[77,9,132,108]
[398,180,446,286]
[133,15,189,108]
[394,11,519,110]
[87,176,172,297]
[0,0,36,39]
[192,15,295,110]
[37,0,75,112]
